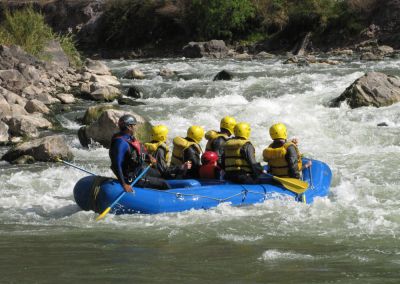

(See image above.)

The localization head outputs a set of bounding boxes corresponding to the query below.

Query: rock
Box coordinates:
[0,121,9,144]
[213,70,233,81]
[117,97,145,106]
[126,86,143,99]
[329,72,400,108]
[41,40,70,68]
[21,85,44,98]
[377,45,394,56]
[10,104,29,116]
[77,126,89,147]
[377,122,389,127]
[79,82,91,95]
[28,93,60,105]
[183,40,228,58]
[11,155,35,164]
[254,51,275,59]
[55,93,76,104]
[6,114,52,138]
[81,109,151,148]
[18,64,40,82]
[283,56,298,64]
[124,69,145,80]
[1,135,73,163]
[25,99,50,114]
[89,85,121,101]
[159,68,175,77]
[0,95,12,118]
[0,69,28,92]
[330,49,354,56]
[90,74,120,86]
[0,87,26,105]
[360,52,382,61]
[84,59,111,75]
[233,52,251,60]
[82,104,116,125]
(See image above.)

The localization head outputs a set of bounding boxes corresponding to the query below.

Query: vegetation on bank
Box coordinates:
[0,7,82,67]
[99,0,379,50]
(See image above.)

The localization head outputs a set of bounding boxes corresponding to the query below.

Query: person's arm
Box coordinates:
[286,145,300,179]
[154,147,168,174]
[183,146,201,176]
[242,143,263,177]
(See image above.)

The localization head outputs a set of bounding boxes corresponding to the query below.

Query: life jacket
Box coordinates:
[199,164,219,179]
[144,141,170,162]
[171,136,202,166]
[262,141,302,177]
[112,134,146,176]
[205,130,228,151]
[223,138,252,173]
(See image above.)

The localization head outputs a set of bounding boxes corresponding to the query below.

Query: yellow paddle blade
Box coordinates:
[272,176,309,195]
[96,207,111,221]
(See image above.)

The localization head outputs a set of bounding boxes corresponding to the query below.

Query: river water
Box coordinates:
[1,56,399,283]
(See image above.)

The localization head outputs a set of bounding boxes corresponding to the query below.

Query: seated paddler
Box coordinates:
[144,125,191,179]
[222,122,263,184]
[171,125,204,179]
[205,116,236,165]
[109,114,170,192]
[262,123,303,179]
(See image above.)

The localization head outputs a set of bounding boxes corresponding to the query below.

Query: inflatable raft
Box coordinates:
[73,159,331,215]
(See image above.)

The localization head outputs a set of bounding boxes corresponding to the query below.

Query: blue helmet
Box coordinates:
[118,114,137,130]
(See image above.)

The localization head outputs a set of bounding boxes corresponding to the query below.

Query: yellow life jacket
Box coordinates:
[171,136,202,166]
[223,138,252,173]
[263,142,302,177]
[144,141,170,162]
[205,130,228,151]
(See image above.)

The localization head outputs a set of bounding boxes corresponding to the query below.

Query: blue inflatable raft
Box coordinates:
[73,159,332,214]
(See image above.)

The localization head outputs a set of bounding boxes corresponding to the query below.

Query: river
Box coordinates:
[1,56,399,283]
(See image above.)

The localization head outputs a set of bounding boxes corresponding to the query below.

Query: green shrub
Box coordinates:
[0,6,82,66]
[185,0,255,40]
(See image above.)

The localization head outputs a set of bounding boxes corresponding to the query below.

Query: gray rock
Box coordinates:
[377,122,389,127]
[213,70,233,81]
[126,86,142,99]
[10,104,29,116]
[81,104,116,125]
[89,85,121,101]
[124,69,145,80]
[360,52,382,61]
[11,155,35,164]
[0,87,26,105]
[55,93,76,104]
[81,109,151,148]
[2,135,73,163]
[183,40,228,58]
[159,68,175,77]
[0,121,9,144]
[0,95,12,118]
[0,69,28,91]
[41,40,70,68]
[6,114,52,138]
[84,59,111,75]
[90,74,120,86]
[25,99,50,114]
[330,72,400,108]
[117,97,145,106]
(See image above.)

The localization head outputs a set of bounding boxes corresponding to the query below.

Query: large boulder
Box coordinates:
[88,85,121,101]
[1,135,73,163]
[330,72,400,108]
[0,94,12,118]
[183,40,229,58]
[5,114,52,138]
[81,104,116,125]
[78,109,151,148]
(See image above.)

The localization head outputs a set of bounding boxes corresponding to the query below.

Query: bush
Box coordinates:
[184,0,255,40]
[0,6,82,67]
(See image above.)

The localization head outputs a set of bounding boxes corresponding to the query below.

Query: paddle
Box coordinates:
[264,173,309,195]
[55,158,97,176]
[96,165,151,221]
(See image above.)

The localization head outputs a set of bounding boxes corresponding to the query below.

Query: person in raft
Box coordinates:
[222,122,263,184]
[262,123,307,179]
[205,116,237,165]
[109,115,170,192]
[198,151,222,179]
[144,125,192,179]
[171,125,205,179]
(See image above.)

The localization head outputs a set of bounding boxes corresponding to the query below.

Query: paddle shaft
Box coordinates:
[59,159,96,176]
[96,165,151,221]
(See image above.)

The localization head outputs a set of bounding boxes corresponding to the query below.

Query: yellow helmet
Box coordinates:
[234,122,251,139]
[220,116,236,135]
[269,123,287,140]
[151,125,168,142]
[187,125,204,143]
